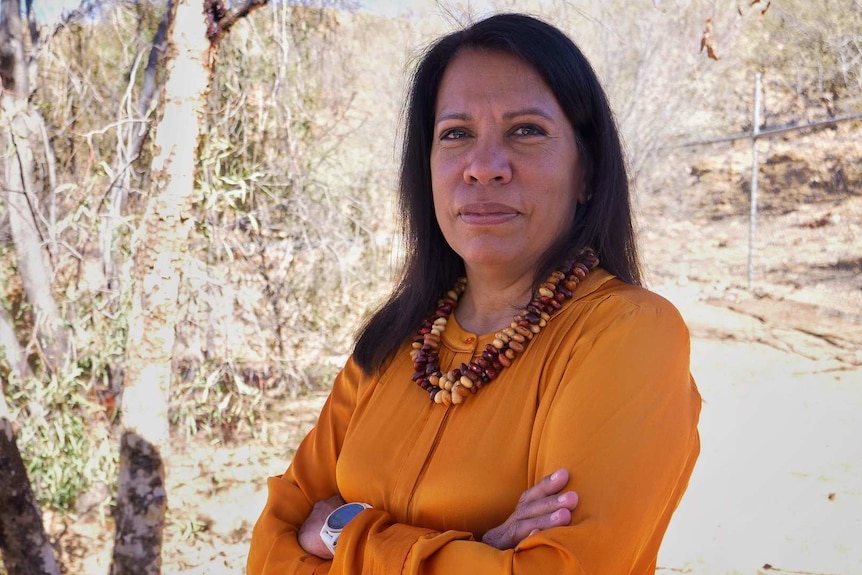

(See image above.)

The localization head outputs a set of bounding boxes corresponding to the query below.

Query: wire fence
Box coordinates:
[671,75,862,318]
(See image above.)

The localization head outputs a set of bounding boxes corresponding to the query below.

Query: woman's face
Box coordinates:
[430,49,586,279]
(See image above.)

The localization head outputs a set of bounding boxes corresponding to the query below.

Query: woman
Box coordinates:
[248,13,701,575]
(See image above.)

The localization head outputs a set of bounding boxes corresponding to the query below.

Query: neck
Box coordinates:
[455,265,535,335]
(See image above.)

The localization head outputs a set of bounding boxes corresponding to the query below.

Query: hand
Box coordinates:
[298,494,346,559]
[481,468,579,550]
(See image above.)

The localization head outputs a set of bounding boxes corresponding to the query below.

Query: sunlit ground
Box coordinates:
[655,289,862,575]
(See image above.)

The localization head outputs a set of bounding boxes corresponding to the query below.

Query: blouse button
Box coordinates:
[464,337,475,343]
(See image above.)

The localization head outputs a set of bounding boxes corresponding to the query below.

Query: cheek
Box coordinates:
[430,158,457,214]
[431,153,456,187]
[537,184,578,237]
[430,181,450,235]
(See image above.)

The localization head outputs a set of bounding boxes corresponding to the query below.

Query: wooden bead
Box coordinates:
[440,390,452,406]
[413,250,597,405]
[514,325,532,338]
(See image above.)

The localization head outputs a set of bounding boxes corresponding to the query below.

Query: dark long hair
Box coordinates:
[353,13,641,375]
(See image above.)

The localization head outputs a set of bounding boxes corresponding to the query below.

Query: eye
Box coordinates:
[512,124,546,137]
[439,128,468,140]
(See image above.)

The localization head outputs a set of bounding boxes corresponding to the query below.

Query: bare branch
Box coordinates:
[48,0,100,40]
[207,0,270,42]
[140,0,173,118]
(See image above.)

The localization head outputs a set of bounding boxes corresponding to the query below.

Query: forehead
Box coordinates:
[435,49,558,114]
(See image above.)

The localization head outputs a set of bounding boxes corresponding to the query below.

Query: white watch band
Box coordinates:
[320,502,371,555]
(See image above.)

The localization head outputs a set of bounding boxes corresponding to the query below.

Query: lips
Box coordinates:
[458,202,520,226]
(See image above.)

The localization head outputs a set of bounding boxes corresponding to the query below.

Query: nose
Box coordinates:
[463,137,512,186]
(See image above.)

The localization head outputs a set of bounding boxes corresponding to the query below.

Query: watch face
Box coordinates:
[326,503,367,530]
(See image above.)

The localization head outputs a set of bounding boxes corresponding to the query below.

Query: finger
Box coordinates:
[512,489,579,523]
[511,507,573,544]
[517,468,569,506]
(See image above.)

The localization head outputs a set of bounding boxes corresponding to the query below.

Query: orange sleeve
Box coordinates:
[334,298,700,575]
[247,358,363,575]
[524,298,702,573]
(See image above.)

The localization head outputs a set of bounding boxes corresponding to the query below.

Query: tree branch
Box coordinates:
[206,0,270,42]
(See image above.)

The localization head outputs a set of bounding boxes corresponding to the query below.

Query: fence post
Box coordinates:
[748,72,763,291]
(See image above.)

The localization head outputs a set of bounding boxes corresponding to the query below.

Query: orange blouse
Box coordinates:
[248,269,701,574]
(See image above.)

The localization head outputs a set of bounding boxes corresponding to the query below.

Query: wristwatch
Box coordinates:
[320,502,371,554]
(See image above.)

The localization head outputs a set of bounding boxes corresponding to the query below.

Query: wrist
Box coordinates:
[319,502,372,555]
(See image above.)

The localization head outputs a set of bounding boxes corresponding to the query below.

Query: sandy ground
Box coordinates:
[654,285,862,575]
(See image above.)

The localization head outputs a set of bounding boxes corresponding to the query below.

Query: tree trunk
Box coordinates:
[1,0,69,372]
[110,0,215,572]
[0,389,59,575]
[0,305,29,379]
[111,1,269,572]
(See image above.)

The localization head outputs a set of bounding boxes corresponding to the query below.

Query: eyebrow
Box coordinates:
[503,108,554,121]
[434,108,555,126]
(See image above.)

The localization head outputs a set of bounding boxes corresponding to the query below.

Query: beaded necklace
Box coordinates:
[410,248,599,406]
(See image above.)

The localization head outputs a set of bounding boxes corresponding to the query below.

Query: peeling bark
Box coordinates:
[110,432,167,575]
[111,0,217,572]
[0,391,59,575]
